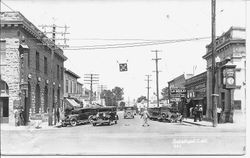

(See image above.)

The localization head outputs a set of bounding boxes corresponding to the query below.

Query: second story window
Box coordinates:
[28,50,30,67]
[44,56,48,74]
[66,80,69,93]
[61,67,63,81]
[57,65,59,80]
[36,51,39,71]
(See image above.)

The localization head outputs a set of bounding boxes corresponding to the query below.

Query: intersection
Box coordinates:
[1,112,245,156]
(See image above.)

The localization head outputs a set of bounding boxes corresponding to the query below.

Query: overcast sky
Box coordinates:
[1,0,247,101]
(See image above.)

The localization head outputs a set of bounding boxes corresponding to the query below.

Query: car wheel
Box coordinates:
[70,119,77,126]
[115,120,117,124]
[92,123,96,126]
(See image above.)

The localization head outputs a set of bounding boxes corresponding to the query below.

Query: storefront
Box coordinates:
[185,72,207,118]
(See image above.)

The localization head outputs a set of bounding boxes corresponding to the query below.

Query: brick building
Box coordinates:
[0,12,67,126]
[202,26,246,123]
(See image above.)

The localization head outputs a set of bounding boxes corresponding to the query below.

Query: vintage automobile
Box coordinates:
[61,107,98,127]
[123,106,136,119]
[148,106,182,123]
[89,106,119,126]
[158,106,183,123]
[148,107,161,120]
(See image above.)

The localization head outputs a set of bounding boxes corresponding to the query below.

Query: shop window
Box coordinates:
[234,100,241,110]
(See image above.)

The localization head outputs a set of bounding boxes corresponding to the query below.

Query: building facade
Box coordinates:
[0,12,67,126]
[185,72,207,117]
[167,74,193,112]
[64,69,80,98]
[202,26,246,123]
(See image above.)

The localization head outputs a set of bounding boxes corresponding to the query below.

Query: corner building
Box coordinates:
[202,27,246,123]
[0,12,67,126]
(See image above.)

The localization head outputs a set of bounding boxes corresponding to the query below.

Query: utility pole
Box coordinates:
[98,84,107,105]
[84,74,99,104]
[39,24,69,126]
[152,50,161,107]
[145,75,152,108]
[211,0,218,127]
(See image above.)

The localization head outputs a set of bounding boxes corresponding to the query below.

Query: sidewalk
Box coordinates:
[1,121,60,131]
[183,118,246,130]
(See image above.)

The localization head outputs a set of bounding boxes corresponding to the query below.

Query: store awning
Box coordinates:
[65,98,81,109]
[192,97,205,101]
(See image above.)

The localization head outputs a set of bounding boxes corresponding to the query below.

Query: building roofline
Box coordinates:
[65,69,80,79]
[77,82,83,85]
[1,11,67,61]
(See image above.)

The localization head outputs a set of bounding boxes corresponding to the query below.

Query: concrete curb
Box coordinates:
[183,120,211,127]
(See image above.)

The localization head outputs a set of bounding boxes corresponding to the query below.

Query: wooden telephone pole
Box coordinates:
[211,0,218,127]
[145,75,152,108]
[152,50,161,107]
[84,74,99,104]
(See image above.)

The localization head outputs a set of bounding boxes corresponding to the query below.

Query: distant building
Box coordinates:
[63,69,82,110]
[168,74,193,103]
[202,26,246,123]
[0,12,67,126]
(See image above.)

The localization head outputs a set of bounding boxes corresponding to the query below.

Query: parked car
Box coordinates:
[148,107,161,120]
[123,106,136,119]
[148,106,182,123]
[89,106,119,126]
[61,107,97,127]
[158,106,183,123]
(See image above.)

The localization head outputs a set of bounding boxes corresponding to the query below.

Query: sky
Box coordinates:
[1,0,247,102]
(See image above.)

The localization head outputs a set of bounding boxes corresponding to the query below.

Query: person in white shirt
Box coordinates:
[217,107,222,123]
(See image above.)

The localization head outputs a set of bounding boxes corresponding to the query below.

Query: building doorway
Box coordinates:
[44,85,48,113]
[23,82,31,125]
[0,80,9,123]
[35,84,41,113]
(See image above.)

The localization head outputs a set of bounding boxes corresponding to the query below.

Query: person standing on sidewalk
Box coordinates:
[217,107,222,123]
[193,105,199,122]
[198,105,203,121]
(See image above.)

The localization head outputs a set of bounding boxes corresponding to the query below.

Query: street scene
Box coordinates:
[0,0,248,157]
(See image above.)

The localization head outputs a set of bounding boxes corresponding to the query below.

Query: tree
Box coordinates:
[100,86,124,107]
[161,87,170,100]
[100,90,115,106]
[112,86,124,101]
[137,96,147,103]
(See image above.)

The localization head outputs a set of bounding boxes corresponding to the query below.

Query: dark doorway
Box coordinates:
[23,82,31,124]
[35,84,41,113]
[0,97,9,123]
[44,85,48,113]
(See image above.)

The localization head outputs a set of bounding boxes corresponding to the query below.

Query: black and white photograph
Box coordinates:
[0,0,249,157]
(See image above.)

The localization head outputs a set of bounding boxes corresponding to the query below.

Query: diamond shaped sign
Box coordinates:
[119,63,128,72]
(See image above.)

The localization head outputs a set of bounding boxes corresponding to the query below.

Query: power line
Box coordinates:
[63,37,211,50]
[1,1,16,12]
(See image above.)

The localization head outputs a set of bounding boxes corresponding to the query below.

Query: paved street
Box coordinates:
[1,112,245,156]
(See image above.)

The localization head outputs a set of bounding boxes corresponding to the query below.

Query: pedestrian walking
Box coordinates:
[217,107,222,123]
[141,109,150,127]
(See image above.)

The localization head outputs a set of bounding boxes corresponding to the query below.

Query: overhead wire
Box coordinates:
[1,1,16,12]
[63,36,211,50]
